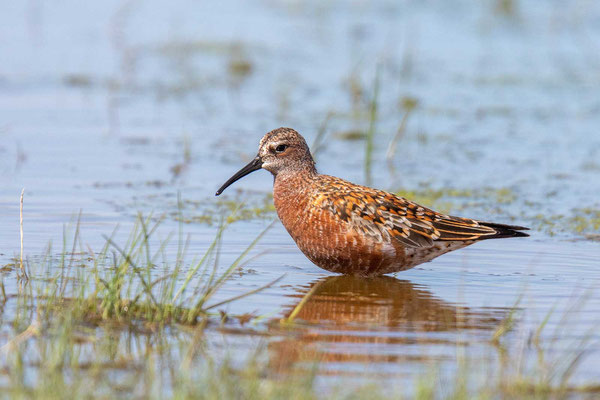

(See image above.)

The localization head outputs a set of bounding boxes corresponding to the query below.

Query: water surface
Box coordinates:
[1,0,599,395]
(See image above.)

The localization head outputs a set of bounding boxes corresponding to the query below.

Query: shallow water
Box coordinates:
[1,0,599,395]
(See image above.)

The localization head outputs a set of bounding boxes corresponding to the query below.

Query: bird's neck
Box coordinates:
[273,166,317,207]
[272,167,318,236]
[274,164,317,189]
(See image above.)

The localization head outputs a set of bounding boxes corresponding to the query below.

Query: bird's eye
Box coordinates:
[275,144,288,153]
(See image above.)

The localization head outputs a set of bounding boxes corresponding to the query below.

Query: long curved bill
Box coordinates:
[215,156,263,196]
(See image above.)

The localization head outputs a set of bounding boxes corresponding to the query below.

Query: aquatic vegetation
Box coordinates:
[532,208,600,237]
[227,42,253,85]
[495,0,518,16]
[170,135,192,180]
[364,67,380,186]
[386,96,419,178]
[334,130,366,141]
[228,58,253,77]
[62,73,94,88]
[569,208,600,233]
[393,186,515,214]
[2,260,598,398]
[0,195,597,399]
[311,111,336,158]
[176,192,276,225]
[1,212,273,330]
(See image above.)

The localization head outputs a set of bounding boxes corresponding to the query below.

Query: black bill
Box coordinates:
[215,156,263,196]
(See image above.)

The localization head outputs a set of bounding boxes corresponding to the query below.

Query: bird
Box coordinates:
[215,127,529,276]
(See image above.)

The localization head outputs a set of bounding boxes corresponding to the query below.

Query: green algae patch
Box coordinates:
[176,192,276,225]
[394,186,517,215]
[532,208,600,237]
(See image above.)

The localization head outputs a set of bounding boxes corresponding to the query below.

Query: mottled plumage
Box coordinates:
[216,127,529,276]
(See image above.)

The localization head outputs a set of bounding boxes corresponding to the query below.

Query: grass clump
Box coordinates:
[2,210,274,332]
[0,210,285,397]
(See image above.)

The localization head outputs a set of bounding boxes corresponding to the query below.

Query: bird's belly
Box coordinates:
[281,211,403,275]
[284,217,474,276]
[294,238,472,276]
[293,231,391,275]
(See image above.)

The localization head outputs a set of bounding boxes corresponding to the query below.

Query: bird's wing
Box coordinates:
[314,180,503,248]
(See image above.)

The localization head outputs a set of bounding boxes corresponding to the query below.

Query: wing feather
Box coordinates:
[314,176,528,248]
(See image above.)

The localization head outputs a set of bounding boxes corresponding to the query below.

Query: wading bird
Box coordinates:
[216,128,529,276]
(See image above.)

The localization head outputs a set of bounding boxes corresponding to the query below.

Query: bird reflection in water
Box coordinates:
[269,276,510,372]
